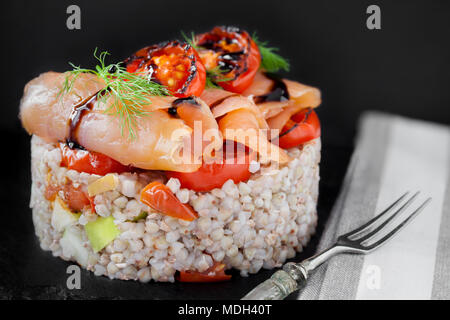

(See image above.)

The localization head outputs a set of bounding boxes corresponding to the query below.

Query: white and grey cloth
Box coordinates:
[297,111,450,300]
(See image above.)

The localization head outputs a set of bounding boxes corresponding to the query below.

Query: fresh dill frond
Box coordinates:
[205,66,233,89]
[252,33,290,73]
[181,30,202,50]
[205,76,221,89]
[59,48,170,140]
[58,62,92,100]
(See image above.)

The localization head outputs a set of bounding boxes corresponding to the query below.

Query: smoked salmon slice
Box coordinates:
[20,72,221,172]
[218,109,290,164]
[201,88,290,164]
[242,71,321,133]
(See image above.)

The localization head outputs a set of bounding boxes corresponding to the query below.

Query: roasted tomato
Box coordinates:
[140,181,198,221]
[276,108,321,149]
[177,261,231,282]
[125,40,206,97]
[196,26,261,93]
[63,184,92,212]
[166,142,255,192]
[60,143,129,175]
[45,182,91,212]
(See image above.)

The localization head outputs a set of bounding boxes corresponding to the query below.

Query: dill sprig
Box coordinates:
[205,75,221,89]
[205,66,233,89]
[59,48,170,140]
[181,30,202,51]
[252,33,290,73]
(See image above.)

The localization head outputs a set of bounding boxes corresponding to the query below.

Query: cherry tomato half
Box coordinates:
[196,26,261,93]
[125,41,206,97]
[60,143,129,176]
[166,143,255,192]
[276,108,321,149]
[140,181,198,221]
[177,261,231,282]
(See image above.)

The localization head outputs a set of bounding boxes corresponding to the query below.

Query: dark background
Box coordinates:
[0,0,449,299]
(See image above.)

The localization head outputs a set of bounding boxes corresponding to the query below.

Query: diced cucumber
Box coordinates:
[51,197,80,232]
[60,226,89,267]
[132,211,148,222]
[85,216,120,252]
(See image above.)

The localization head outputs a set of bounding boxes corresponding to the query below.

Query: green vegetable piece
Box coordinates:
[85,216,120,252]
[132,211,148,222]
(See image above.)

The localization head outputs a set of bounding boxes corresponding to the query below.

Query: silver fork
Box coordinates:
[242,191,431,300]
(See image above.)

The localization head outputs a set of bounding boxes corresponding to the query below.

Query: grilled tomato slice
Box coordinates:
[140,181,198,221]
[177,261,231,282]
[166,142,255,192]
[276,108,321,149]
[60,143,129,175]
[196,26,261,93]
[125,40,206,97]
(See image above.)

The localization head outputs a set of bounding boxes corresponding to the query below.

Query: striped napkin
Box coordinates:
[297,111,450,300]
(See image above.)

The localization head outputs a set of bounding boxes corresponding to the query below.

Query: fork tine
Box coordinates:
[341,191,410,239]
[363,197,432,251]
[355,191,420,242]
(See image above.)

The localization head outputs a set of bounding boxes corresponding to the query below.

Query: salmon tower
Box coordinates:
[20,26,322,282]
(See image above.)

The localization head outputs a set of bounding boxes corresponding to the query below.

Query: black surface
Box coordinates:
[1,0,449,300]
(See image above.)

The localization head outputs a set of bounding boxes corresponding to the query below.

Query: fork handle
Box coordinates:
[242,246,343,300]
[242,262,308,300]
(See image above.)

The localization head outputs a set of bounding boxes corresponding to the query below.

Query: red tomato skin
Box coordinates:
[125,58,142,74]
[278,109,321,149]
[140,181,198,221]
[166,151,254,192]
[219,39,261,93]
[196,27,261,94]
[60,144,129,176]
[125,41,206,98]
[177,272,231,282]
[177,262,231,282]
[178,50,206,98]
